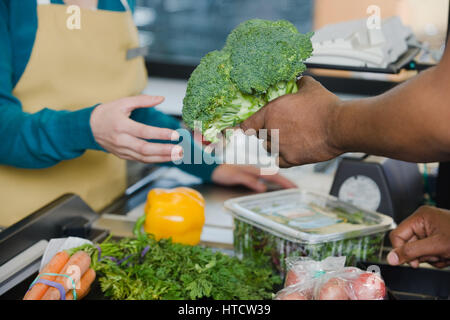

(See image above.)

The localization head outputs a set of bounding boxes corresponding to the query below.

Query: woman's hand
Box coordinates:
[211,164,297,192]
[90,95,183,163]
[387,206,450,268]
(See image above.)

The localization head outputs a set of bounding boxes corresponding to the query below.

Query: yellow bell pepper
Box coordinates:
[142,187,205,245]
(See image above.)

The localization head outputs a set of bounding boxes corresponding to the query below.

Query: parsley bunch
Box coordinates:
[74,234,280,300]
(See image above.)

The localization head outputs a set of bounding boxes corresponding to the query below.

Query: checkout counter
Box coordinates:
[1,157,449,300]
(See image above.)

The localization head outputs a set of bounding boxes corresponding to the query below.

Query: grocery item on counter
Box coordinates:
[225,189,395,276]
[275,257,386,300]
[23,251,70,300]
[69,231,281,300]
[24,250,96,300]
[134,187,205,245]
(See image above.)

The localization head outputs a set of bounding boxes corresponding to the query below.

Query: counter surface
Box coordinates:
[95,163,336,248]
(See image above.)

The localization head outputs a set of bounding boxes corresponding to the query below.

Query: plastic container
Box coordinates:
[224,189,395,276]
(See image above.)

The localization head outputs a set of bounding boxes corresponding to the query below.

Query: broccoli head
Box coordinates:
[182,19,313,143]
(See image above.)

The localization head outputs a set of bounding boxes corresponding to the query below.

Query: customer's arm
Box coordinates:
[241,38,450,167]
[333,38,450,163]
[130,107,218,181]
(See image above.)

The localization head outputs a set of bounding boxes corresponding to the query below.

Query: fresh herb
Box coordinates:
[72,234,281,300]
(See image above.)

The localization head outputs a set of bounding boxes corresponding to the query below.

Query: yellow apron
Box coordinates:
[0,0,147,227]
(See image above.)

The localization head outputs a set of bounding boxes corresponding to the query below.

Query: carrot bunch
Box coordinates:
[23,250,96,300]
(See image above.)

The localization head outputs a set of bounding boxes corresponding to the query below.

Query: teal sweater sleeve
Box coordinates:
[131,108,218,182]
[0,0,102,169]
[0,0,218,181]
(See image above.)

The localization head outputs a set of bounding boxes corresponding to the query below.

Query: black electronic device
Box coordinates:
[330,155,424,224]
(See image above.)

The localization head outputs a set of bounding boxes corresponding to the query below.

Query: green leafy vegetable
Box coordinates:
[182,19,313,143]
[72,234,281,300]
[233,220,385,277]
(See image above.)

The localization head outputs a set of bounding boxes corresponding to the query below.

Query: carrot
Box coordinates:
[41,251,91,300]
[23,251,70,300]
[65,268,96,300]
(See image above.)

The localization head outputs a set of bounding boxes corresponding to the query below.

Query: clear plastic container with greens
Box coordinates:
[224,189,395,276]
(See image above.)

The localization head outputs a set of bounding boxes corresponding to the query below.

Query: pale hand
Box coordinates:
[90,95,183,164]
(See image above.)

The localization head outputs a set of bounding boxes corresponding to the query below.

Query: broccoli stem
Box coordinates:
[266,78,298,102]
[204,92,265,142]
[203,78,298,143]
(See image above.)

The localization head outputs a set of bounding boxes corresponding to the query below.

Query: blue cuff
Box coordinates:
[56,105,104,152]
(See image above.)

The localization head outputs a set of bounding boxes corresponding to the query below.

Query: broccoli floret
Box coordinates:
[182,50,266,142]
[182,19,313,143]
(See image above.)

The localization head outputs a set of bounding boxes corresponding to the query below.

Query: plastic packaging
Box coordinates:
[225,189,395,275]
[275,256,386,300]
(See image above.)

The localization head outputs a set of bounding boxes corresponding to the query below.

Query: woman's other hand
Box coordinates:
[90,95,183,163]
[211,164,297,192]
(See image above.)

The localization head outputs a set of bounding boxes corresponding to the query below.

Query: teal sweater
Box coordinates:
[0,0,217,180]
